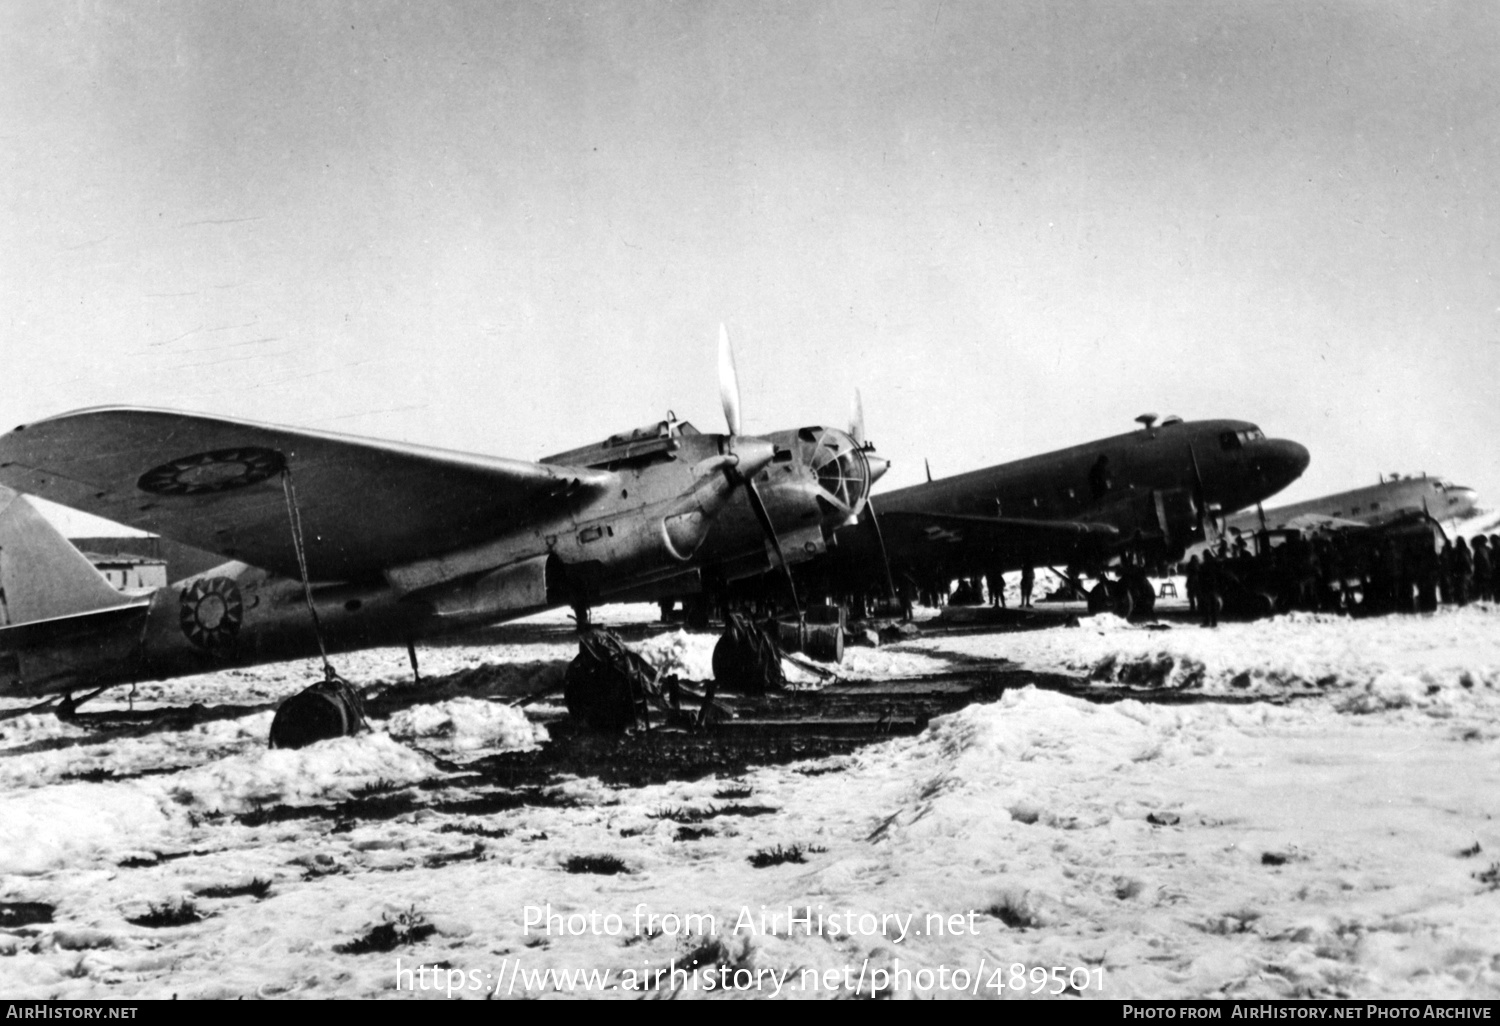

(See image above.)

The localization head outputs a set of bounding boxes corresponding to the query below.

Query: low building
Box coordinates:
[80,551,168,592]
[70,535,226,584]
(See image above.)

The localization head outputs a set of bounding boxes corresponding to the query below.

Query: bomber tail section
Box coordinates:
[0,489,153,696]
[0,487,139,627]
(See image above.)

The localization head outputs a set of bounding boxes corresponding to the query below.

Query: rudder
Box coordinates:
[0,488,135,626]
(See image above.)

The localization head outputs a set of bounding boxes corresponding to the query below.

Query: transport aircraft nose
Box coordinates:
[1446,486,1479,518]
[1282,440,1311,480]
[1246,438,1310,497]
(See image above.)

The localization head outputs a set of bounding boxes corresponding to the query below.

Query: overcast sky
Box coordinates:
[4,1,1497,535]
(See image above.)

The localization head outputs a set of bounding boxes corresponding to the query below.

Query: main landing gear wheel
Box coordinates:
[712,614,785,694]
[563,629,660,733]
[1087,581,1136,620]
[268,675,369,750]
[1127,576,1156,620]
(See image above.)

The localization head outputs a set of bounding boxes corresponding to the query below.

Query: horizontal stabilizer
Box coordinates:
[0,602,150,648]
[0,489,138,627]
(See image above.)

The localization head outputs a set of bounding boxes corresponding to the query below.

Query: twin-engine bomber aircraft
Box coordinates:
[814,414,1310,618]
[0,329,886,712]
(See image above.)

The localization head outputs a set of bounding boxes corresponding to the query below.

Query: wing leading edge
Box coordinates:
[0,407,617,582]
[876,510,1121,567]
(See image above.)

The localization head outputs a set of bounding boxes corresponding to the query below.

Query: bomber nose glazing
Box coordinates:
[802,427,878,514]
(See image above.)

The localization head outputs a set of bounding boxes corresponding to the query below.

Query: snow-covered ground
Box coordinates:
[2,601,1499,1000]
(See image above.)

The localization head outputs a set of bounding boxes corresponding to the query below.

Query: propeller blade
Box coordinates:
[849,389,866,447]
[718,323,742,437]
[1187,443,1220,544]
[1188,443,1206,517]
[744,477,801,616]
[924,458,933,483]
[865,496,899,604]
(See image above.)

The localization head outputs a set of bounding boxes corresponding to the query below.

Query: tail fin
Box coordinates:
[0,488,136,626]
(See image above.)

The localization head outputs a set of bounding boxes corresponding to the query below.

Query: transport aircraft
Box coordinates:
[0,329,886,714]
[1223,473,1479,535]
[808,414,1310,619]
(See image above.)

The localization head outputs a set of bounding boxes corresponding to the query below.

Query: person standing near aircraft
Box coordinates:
[1020,564,1035,608]
[1199,551,1220,627]
[988,571,1006,608]
[1454,537,1475,605]
[1184,555,1200,614]
[1414,538,1441,613]
[1471,536,1491,604]
[1439,539,1456,604]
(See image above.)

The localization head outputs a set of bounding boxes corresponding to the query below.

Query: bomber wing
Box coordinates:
[0,407,616,582]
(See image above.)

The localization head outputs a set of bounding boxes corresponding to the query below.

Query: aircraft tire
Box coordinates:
[563,629,659,733]
[269,677,368,750]
[563,649,636,732]
[712,614,785,694]
[1105,579,1136,620]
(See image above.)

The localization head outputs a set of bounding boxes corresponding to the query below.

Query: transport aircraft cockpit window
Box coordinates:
[1222,428,1267,449]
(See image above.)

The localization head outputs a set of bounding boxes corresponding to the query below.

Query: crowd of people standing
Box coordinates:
[1182,528,1496,624]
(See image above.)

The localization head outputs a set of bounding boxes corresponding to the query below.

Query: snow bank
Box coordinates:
[160,733,438,813]
[634,630,716,681]
[0,783,171,874]
[941,605,1500,714]
[383,697,548,752]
